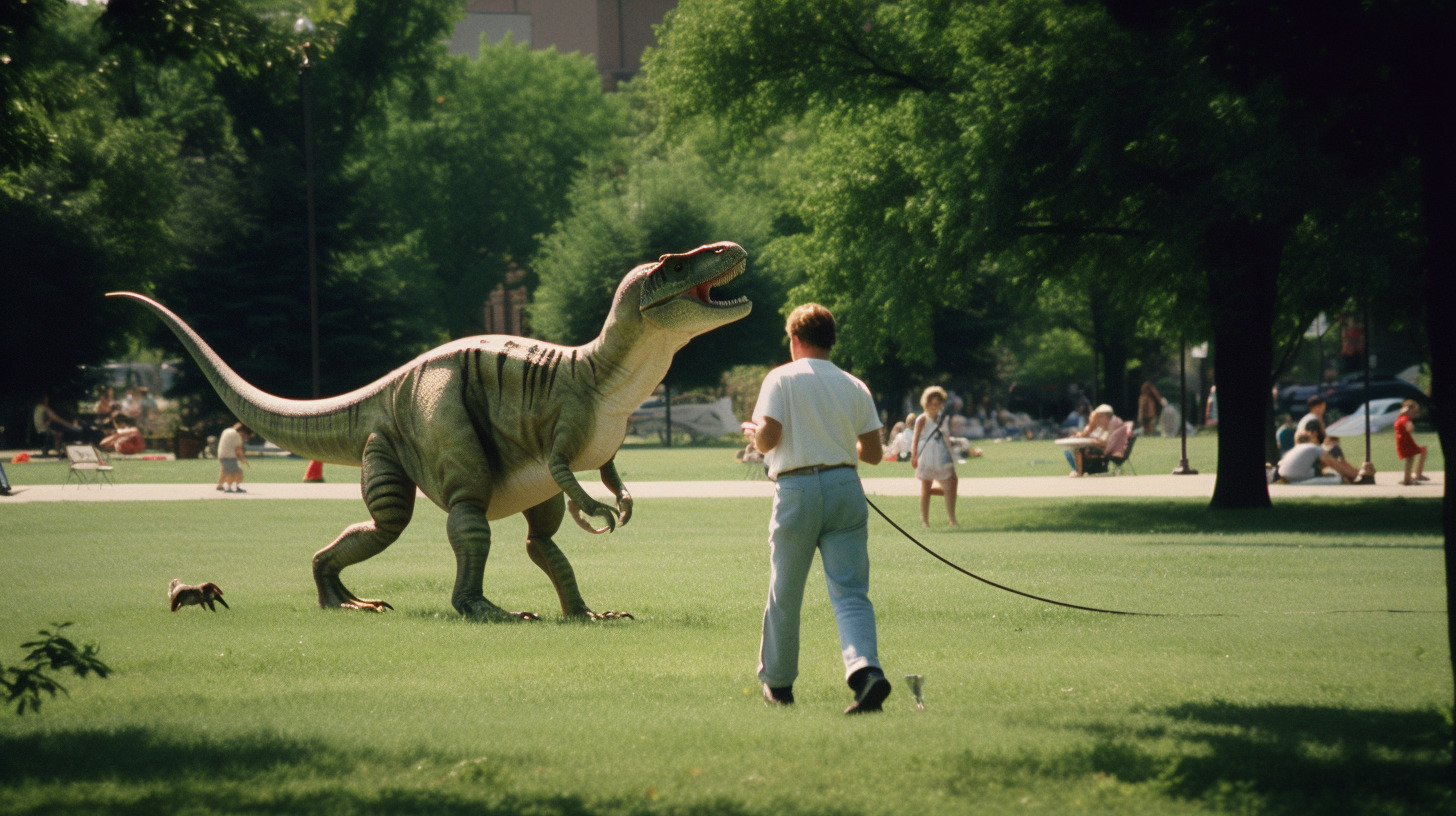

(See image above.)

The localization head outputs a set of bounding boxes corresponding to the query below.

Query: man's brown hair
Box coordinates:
[786,303,836,350]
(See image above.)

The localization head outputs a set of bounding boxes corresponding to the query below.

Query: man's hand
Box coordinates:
[754,417,782,453]
[857,429,883,465]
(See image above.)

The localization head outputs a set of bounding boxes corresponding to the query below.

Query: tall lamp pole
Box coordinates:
[1358,298,1375,480]
[1173,339,1199,475]
[297,19,319,399]
[298,17,325,484]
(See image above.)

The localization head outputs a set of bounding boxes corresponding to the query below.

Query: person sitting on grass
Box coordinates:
[1393,400,1429,485]
[98,416,145,455]
[1275,430,1362,484]
[215,422,254,493]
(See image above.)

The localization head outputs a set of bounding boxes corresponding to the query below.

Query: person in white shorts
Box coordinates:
[911,385,958,528]
[216,422,254,493]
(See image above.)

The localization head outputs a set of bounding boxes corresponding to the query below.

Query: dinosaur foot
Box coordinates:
[457,598,540,622]
[318,576,393,612]
[338,598,394,612]
[564,609,634,621]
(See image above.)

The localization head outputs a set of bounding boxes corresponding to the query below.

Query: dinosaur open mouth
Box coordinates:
[685,258,748,308]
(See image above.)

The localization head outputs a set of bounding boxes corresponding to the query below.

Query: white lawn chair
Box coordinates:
[65,445,115,488]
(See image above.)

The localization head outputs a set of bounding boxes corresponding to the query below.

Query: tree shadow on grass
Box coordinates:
[0,726,357,785]
[967,498,1443,543]
[953,701,1452,814]
[0,727,848,816]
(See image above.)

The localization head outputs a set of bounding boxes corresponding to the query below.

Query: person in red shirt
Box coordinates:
[1393,400,1428,485]
[99,416,145,455]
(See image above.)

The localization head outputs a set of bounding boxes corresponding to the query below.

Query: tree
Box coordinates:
[0,3,184,430]
[647,0,1416,509]
[355,38,624,340]
[529,109,789,392]
[1098,0,1455,773]
[143,0,462,415]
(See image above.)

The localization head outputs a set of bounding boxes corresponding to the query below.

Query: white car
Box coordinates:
[1324,398,1406,437]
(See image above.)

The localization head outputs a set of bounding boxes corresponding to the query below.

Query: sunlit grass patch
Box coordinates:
[0,496,1447,815]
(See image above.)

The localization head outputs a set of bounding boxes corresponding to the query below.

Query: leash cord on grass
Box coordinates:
[865,497,1444,618]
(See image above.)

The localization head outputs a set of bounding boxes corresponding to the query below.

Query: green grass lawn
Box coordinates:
[0,496,1449,815]
[7,427,1443,485]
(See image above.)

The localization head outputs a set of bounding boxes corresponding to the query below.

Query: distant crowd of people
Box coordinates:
[32,386,158,456]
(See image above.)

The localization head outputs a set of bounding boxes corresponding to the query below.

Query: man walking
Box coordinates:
[744,303,890,713]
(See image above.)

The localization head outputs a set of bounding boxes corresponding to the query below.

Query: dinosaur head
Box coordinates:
[629,241,751,335]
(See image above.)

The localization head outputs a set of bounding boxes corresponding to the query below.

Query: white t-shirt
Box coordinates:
[1277,443,1324,482]
[1296,412,1323,435]
[752,358,882,480]
[217,427,243,460]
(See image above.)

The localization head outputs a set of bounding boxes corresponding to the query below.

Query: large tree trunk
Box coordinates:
[1204,219,1283,511]
[1419,98,1456,785]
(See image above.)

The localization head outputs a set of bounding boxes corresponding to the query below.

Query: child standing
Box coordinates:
[1393,400,1428,485]
[911,386,959,528]
[216,422,254,493]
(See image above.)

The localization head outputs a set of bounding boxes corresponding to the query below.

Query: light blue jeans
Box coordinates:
[758,467,881,688]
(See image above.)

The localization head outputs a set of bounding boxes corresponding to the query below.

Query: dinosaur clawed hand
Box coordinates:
[566,498,624,534]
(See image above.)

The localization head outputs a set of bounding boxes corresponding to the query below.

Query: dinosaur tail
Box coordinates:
[108,292,381,465]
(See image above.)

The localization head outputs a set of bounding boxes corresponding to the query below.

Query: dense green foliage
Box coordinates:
[529,113,791,389]
[1,0,624,431]
[355,38,624,341]
[0,497,1447,814]
[645,0,1445,510]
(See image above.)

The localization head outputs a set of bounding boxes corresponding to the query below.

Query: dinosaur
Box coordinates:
[111,242,750,621]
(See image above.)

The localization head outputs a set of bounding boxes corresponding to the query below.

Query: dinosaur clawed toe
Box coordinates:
[318,574,393,612]
[583,610,634,620]
[339,598,394,612]
[457,598,540,622]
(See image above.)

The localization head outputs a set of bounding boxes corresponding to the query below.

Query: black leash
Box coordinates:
[866,497,1164,616]
[865,497,1444,618]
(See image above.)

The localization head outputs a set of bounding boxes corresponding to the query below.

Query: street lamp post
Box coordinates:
[1173,339,1199,475]
[297,18,319,400]
[298,17,324,484]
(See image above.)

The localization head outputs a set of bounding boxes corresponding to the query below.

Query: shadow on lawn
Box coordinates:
[0,726,356,784]
[972,498,1442,542]
[0,727,847,816]
[947,701,1452,814]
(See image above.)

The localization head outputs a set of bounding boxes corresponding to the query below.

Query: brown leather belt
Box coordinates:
[775,463,856,480]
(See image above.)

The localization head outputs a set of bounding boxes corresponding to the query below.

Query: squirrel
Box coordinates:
[169,579,230,612]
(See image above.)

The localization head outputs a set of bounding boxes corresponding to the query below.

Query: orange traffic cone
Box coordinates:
[303,459,325,483]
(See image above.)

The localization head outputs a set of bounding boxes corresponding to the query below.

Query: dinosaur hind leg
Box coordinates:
[524,495,632,621]
[312,436,415,612]
[447,501,538,621]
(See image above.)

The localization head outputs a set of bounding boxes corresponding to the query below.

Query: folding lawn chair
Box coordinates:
[1083,421,1136,476]
[1109,430,1138,475]
[66,445,115,488]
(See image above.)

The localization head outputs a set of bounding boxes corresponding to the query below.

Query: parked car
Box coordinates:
[1277,373,1428,418]
[1323,398,1406,437]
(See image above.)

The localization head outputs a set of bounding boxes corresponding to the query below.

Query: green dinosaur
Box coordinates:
[110,242,750,621]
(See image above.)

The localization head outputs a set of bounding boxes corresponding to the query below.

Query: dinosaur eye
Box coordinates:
[674,263,683,272]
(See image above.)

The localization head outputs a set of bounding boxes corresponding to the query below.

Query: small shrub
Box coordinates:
[1,622,111,715]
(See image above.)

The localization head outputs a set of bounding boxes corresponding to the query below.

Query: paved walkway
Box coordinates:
[2,472,1443,503]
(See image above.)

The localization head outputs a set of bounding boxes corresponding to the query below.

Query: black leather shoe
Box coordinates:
[762,684,794,705]
[844,669,891,714]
